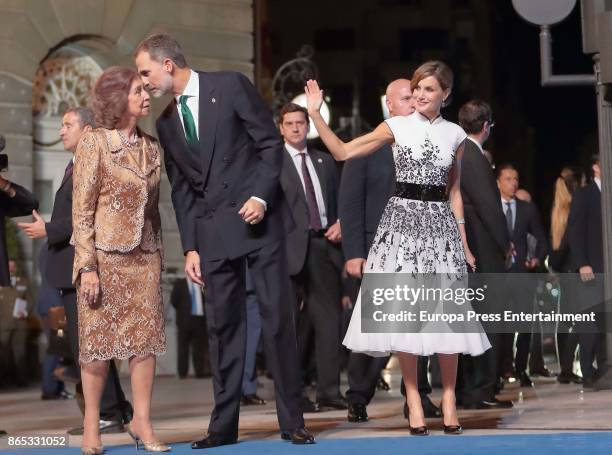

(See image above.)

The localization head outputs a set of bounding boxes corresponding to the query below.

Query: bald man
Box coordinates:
[339,79,439,422]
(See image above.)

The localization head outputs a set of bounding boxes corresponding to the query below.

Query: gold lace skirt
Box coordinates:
[77,247,166,363]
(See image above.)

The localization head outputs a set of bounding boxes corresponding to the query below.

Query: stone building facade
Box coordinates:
[0,0,255,373]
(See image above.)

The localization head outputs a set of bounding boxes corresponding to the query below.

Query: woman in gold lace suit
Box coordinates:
[72,66,168,454]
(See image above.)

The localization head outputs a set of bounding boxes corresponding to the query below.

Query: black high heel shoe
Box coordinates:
[409,425,429,436]
[443,424,463,435]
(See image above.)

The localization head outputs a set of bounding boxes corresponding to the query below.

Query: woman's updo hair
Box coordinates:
[411,60,454,92]
[90,66,139,129]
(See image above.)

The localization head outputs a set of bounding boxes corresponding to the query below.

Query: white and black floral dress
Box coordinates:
[342,112,491,356]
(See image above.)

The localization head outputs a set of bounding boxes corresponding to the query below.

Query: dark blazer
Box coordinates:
[567,181,603,273]
[460,139,510,272]
[46,163,74,289]
[280,147,341,276]
[156,71,286,261]
[0,183,38,286]
[170,278,206,330]
[338,145,395,260]
[508,199,548,272]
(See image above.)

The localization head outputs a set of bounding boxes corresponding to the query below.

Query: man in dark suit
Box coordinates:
[457,100,513,409]
[496,164,548,387]
[135,34,312,447]
[170,277,209,378]
[567,155,606,388]
[277,102,345,412]
[339,79,439,423]
[0,176,38,287]
[18,107,133,435]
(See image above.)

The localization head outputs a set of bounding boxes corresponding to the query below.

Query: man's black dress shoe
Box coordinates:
[0,430,7,437]
[302,397,319,413]
[191,434,237,449]
[41,390,75,400]
[530,367,552,377]
[463,398,513,410]
[280,428,315,444]
[557,372,583,384]
[347,403,368,422]
[516,371,533,387]
[67,419,124,435]
[443,424,463,435]
[241,394,266,405]
[318,397,348,411]
[376,376,391,391]
[403,396,442,419]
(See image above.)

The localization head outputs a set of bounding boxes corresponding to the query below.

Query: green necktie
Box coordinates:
[179,95,198,145]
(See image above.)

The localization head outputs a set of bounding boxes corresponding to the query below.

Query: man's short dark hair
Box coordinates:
[496,162,518,179]
[65,106,96,129]
[134,33,188,68]
[458,100,492,134]
[278,103,308,124]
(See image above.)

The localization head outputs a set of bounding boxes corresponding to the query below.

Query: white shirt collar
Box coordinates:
[175,70,199,103]
[501,197,515,205]
[466,136,484,154]
[285,142,307,158]
[594,177,601,191]
[414,111,443,125]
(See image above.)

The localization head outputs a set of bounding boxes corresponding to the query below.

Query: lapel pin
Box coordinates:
[317,158,323,163]
[211,97,216,103]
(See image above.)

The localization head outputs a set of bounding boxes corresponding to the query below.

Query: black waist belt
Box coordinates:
[393,182,447,202]
[309,229,327,238]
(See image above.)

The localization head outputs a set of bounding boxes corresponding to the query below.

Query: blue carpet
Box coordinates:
[4,432,612,455]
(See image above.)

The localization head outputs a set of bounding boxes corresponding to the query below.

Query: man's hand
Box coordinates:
[341,296,352,310]
[525,257,539,270]
[346,258,366,279]
[239,199,265,225]
[324,220,341,244]
[185,251,204,287]
[18,210,47,239]
[579,265,595,282]
[80,271,100,308]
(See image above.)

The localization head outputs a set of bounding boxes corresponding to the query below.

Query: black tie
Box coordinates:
[505,202,513,236]
[299,153,323,230]
[60,161,73,186]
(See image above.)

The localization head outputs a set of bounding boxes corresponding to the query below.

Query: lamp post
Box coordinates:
[513,0,612,387]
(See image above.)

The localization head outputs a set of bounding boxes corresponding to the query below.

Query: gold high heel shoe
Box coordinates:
[80,446,104,455]
[126,424,171,452]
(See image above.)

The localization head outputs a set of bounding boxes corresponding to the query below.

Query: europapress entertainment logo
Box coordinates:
[359,273,605,334]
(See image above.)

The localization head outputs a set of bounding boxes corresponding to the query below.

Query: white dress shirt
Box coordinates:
[176,70,266,209]
[594,177,601,191]
[285,143,328,227]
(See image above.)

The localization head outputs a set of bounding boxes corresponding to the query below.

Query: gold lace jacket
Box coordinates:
[71,128,162,284]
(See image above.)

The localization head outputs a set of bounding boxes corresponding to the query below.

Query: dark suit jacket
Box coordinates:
[170,278,206,330]
[0,183,38,286]
[338,145,395,260]
[567,181,603,273]
[460,139,510,272]
[280,147,341,276]
[156,71,286,261]
[508,199,548,272]
[46,164,74,289]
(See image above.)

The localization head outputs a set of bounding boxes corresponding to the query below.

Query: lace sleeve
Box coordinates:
[71,131,102,285]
